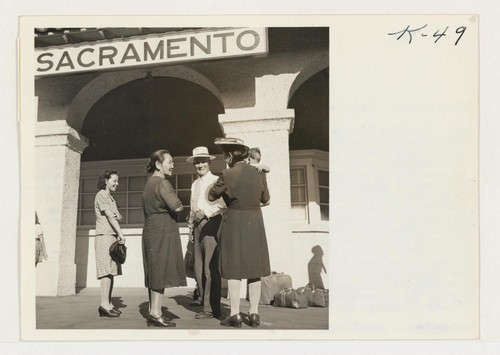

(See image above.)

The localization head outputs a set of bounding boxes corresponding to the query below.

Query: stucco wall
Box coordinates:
[75,227,328,290]
[35,30,328,131]
[75,228,196,289]
[291,232,329,289]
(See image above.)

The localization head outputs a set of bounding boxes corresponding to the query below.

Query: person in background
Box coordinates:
[209,138,271,328]
[94,170,125,318]
[187,146,226,320]
[246,147,270,173]
[35,212,48,266]
[142,149,186,327]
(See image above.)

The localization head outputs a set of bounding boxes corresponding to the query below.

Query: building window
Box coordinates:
[78,175,148,227]
[290,167,309,222]
[318,169,329,221]
[77,173,196,227]
[78,177,98,226]
[166,173,197,223]
[77,152,328,230]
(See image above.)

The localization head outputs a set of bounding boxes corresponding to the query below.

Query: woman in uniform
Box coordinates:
[208,138,271,328]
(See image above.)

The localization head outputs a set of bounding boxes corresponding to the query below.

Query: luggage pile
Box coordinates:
[259,272,329,309]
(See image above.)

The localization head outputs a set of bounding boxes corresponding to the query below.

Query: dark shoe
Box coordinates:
[147,314,176,328]
[220,313,242,328]
[249,313,260,327]
[98,306,119,318]
[111,309,122,315]
[195,311,214,319]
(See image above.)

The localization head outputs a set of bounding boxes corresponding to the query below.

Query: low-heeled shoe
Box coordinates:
[111,309,122,315]
[249,313,260,327]
[98,306,119,318]
[220,313,242,328]
[147,314,176,328]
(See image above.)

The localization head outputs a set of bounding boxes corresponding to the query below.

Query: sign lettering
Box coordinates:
[35,27,268,76]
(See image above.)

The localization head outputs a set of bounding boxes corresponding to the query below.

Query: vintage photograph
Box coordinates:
[30,25,330,334]
[20,14,479,342]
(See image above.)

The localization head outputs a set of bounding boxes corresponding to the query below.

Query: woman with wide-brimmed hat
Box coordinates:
[208,137,271,328]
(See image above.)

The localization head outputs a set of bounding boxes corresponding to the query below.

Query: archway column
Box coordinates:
[35,120,88,296]
[218,108,296,279]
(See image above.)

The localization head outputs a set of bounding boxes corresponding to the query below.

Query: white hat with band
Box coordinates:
[186,146,216,162]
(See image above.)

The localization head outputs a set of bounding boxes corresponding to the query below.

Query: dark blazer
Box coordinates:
[209,161,269,206]
[209,161,271,279]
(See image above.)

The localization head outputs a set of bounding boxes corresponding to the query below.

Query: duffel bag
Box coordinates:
[312,287,329,307]
[273,288,308,309]
[260,272,293,305]
[297,284,329,307]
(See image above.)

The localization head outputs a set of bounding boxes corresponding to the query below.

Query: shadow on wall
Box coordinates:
[308,245,327,289]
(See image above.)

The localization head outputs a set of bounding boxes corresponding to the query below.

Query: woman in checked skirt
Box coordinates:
[94,169,126,318]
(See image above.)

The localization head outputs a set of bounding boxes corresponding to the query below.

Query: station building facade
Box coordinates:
[34,27,329,295]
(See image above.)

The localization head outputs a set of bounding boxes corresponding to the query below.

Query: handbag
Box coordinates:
[184,238,196,279]
[273,288,308,309]
[109,240,127,264]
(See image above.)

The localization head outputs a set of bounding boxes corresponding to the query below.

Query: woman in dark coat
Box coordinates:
[142,149,186,327]
[208,137,271,328]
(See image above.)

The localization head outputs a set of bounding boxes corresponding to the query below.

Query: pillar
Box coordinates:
[35,120,88,296]
[218,108,296,280]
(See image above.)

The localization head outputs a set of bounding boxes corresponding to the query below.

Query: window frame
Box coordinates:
[317,168,329,222]
[289,150,329,233]
[290,166,310,224]
[77,173,148,228]
[77,150,329,233]
[77,157,227,229]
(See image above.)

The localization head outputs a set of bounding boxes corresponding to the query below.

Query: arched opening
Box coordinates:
[287,67,329,224]
[81,76,224,160]
[67,65,224,132]
[75,75,225,289]
[289,68,329,152]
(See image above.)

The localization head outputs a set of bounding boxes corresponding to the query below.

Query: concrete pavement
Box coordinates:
[36,287,328,330]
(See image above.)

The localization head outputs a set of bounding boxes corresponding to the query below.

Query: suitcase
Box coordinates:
[273,288,308,309]
[260,272,293,305]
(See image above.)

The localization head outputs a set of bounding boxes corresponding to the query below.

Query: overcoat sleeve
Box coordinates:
[260,173,270,205]
[208,174,226,202]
